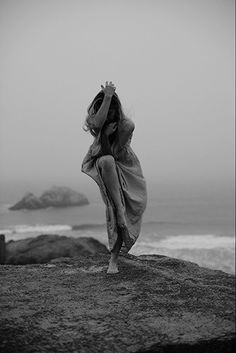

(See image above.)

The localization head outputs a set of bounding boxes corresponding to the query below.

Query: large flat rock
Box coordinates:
[0,254,235,352]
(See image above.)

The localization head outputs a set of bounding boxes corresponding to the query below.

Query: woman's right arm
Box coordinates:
[88,95,112,129]
[87,82,116,130]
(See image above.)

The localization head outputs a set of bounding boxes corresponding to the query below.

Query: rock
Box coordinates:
[8,192,43,210]
[0,234,6,264]
[39,186,89,208]
[8,186,89,210]
[0,253,235,352]
[5,234,109,265]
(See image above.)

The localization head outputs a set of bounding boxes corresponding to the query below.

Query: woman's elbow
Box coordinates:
[130,121,135,132]
[124,119,135,133]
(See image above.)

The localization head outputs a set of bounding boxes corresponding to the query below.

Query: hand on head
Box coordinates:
[101,81,116,97]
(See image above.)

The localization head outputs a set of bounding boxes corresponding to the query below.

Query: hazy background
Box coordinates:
[0,0,234,203]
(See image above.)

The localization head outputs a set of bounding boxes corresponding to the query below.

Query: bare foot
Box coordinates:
[107,260,119,274]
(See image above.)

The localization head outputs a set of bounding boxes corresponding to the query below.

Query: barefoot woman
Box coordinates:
[82,81,147,273]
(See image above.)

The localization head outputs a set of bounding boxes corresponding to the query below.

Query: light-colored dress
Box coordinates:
[81,118,147,253]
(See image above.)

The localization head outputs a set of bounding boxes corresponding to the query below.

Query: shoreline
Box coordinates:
[1,232,235,275]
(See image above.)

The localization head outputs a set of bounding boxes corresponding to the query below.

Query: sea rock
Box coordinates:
[5,234,108,265]
[0,253,235,352]
[8,192,43,210]
[8,186,89,210]
[39,186,89,207]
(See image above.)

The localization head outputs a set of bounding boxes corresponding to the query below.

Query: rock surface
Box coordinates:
[5,234,109,265]
[8,186,89,210]
[0,253,235,353]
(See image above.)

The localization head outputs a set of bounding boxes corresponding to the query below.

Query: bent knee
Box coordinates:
[97,155,116,171]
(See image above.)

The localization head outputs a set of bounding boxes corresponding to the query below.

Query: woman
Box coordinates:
[81,81,147,274]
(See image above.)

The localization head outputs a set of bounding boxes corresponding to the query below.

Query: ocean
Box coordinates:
[0,181,235,274]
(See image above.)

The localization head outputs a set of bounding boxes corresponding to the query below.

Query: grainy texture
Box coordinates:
[0,254,235,353]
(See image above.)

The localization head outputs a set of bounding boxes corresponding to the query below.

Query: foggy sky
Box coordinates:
[0,0,235,198]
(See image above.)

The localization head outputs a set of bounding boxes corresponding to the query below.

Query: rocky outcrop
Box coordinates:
[0,253,235,352]
[8,192,44,210]
[39,186,89,208]
[8,186,89,210]
[6,234,108,265]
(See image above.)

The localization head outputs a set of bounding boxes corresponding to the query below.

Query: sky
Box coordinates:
[0,0,235,200]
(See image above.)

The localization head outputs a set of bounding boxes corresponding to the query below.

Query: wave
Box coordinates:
[1,223,234,274]
[0,221,180,238]
[0,219,183,232]
[72,223,106,230]
[143,220,185,225]
[149,234,235,250]
[0,222,108,236]
[131,234,235,274]
[131,235,235,255]
[0,224,73,235]
[0,222,171,234]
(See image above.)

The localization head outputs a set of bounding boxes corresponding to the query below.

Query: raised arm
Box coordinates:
[87,82,116,130]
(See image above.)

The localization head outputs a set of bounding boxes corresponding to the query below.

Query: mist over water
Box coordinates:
[1,177,234,235]
[0,0,234,190]
[0,175,234,203]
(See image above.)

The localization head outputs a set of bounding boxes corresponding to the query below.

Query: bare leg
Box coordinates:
[97,155,126,273]
[97,155,126,227]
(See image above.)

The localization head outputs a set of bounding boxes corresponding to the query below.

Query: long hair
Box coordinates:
[83,90,125,137]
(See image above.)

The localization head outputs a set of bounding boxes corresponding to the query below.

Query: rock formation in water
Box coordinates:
[9,192,44,210]
[8,186,89,210]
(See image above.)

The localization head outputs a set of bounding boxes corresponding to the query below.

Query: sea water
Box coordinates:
[0,182,234,274]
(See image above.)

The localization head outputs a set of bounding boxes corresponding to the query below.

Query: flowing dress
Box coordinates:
[81,118,147,253]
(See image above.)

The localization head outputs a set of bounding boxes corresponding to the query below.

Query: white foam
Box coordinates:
[135,234,235,251]
[0,224,72,235]
[157,234,235,250]
[130,234,235,274]
[0,229,12,234]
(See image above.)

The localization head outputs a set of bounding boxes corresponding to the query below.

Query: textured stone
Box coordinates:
[5,234,108,264]
[0,253,235,352]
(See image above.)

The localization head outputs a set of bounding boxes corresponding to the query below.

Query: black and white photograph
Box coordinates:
[0,0,235,352]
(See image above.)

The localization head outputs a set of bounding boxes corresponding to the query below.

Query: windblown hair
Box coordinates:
[83,90,125,137]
